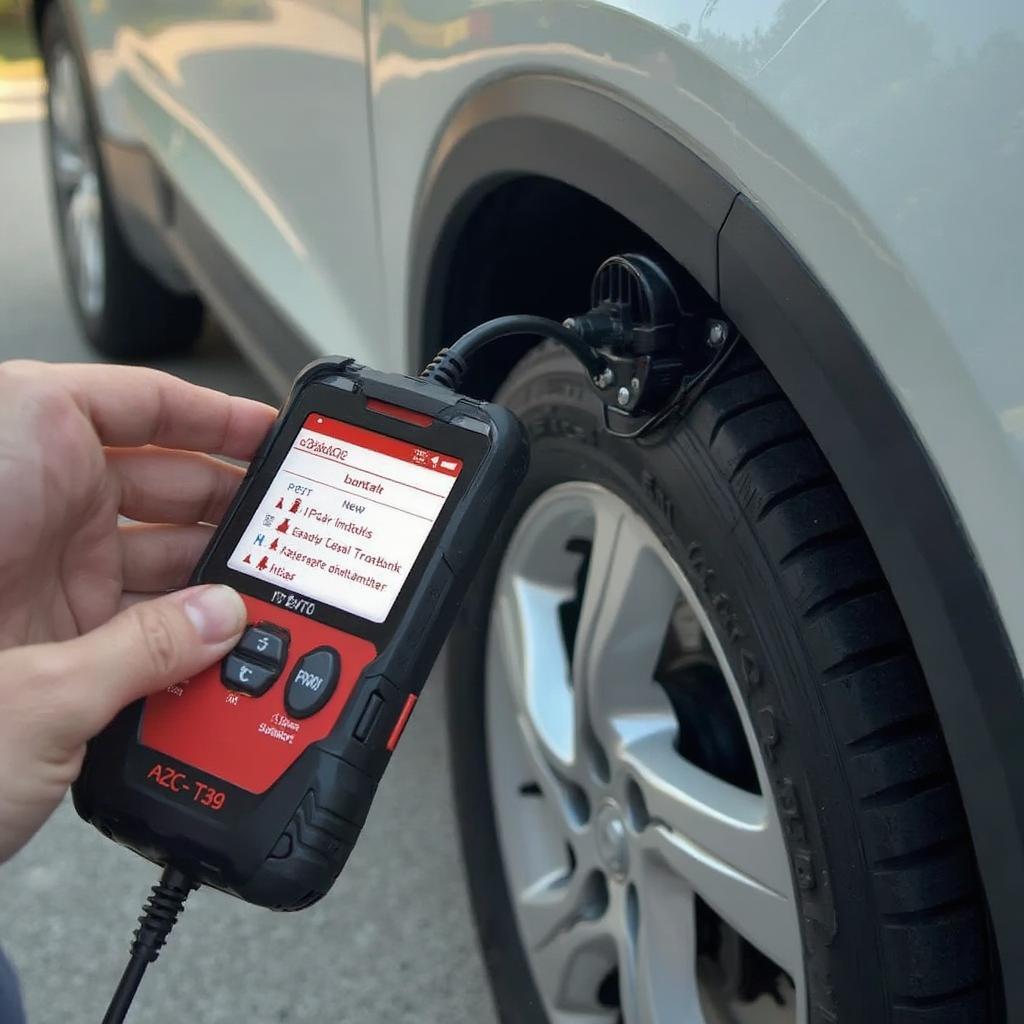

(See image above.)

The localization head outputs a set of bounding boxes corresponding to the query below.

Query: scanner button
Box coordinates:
[222,655,279,696]
[237,623,288,666]
[387,694,418,752]
[284,647,340,719]
[353,692,383,742]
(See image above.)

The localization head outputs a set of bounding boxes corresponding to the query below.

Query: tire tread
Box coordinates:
[689,346,992,1013]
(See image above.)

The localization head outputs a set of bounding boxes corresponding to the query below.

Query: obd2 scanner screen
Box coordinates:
[73,361,529,912]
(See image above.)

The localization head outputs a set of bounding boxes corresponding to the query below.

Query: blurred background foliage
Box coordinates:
[0,0,38,75]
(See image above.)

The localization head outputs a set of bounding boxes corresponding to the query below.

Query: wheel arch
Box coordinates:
[410,73,1023,1015]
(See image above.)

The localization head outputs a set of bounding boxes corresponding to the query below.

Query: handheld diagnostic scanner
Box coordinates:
[74,359,529,911]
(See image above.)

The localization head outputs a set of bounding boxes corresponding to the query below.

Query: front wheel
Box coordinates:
[448,342,995,1023]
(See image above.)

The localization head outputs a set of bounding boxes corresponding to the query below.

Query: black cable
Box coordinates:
[423,310,735,443]
[101,958,148,1024]
[422,315,607,390]
[102,865,195,1024]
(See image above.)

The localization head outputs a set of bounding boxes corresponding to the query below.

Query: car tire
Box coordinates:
[447,341,996,1023]
[41,4,203,360]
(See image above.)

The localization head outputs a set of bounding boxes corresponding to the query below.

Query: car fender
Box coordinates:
[408,73,1024,1012]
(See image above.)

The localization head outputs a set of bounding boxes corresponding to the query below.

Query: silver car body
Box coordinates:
[59,0,1024,1007]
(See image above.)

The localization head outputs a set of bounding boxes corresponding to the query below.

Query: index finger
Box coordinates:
[47,362,277,458]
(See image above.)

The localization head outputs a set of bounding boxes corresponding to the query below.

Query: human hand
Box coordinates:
[0,360,275,648]
[0,584,247,862]
[0,360,277,860]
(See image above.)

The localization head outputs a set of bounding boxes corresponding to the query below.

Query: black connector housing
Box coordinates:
[572,253,732,423]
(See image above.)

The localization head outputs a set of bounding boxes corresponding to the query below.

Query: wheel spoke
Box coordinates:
[526,912,619,1023]
[516,575,582,772]
[50,51,86,154]
[627,731,801,977]
[488,589,585,832]
[491,581,574,759]
[625,730,793,894]
[640,827,801,981]
[618,871,705,1024]
[572,505,678,760]
[517,865,605,951]
[52,147,86,190]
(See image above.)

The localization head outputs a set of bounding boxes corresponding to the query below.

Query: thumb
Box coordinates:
[60,584,246,738]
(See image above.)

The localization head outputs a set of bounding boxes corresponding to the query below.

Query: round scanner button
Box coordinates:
[284,647,341,719]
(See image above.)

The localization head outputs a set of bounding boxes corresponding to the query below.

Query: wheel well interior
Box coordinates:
[425,176,706,397]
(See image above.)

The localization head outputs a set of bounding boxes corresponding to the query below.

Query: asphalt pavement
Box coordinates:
[0,114,497,1024]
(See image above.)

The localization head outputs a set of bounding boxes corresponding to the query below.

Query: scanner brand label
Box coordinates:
[144,762,227,810]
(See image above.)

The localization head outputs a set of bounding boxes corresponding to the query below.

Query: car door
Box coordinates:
[85,0,385,379]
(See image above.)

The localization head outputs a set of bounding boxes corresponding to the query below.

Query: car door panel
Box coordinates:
[76,0,386,376]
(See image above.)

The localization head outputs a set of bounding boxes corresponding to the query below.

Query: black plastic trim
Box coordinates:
[408,75,737,370]
[412,75,1024,1015]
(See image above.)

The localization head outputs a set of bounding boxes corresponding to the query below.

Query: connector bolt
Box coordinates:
[595,368,615,390]
[617,387,631,407]
[707,321,728,347]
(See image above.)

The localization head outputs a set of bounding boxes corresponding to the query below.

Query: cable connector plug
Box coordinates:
[561,313,623,350]
[421,315,608,392]
[130,866,193,964]
[419,346,468,391]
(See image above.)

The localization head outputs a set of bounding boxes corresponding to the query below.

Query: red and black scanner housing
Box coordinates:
[73,360,529,911]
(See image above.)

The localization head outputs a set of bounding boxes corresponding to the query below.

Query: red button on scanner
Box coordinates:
[386,694,417,752]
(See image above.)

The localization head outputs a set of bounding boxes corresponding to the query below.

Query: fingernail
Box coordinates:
[182,585,246,644]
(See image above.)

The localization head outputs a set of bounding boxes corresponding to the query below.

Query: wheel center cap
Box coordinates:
[595,803,629,879]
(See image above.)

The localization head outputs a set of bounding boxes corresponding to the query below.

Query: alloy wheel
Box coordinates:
[48,45,105,320]
[485,483,805,1024]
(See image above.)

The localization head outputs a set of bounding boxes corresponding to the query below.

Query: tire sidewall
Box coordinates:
[448,348,882,1023]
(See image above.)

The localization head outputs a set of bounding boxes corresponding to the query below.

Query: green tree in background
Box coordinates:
[0,0,37,70]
